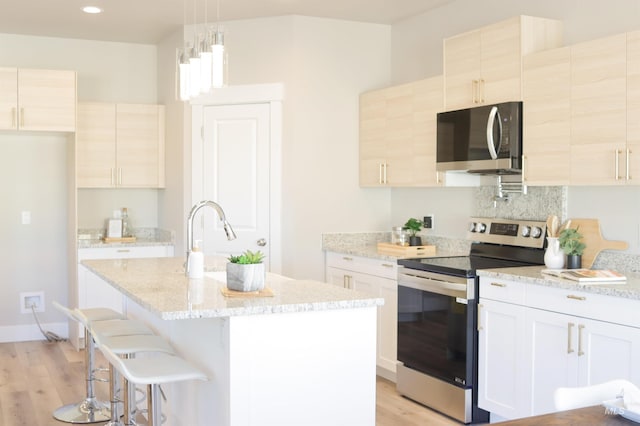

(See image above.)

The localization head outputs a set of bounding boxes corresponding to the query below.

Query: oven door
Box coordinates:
[397,268,476,388]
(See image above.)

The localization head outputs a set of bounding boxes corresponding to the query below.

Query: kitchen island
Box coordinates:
[82,257,383,426]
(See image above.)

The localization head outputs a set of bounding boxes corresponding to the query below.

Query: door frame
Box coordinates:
[190,83,283,273]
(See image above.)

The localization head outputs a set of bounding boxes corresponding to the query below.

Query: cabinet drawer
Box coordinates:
[78,245,174,261]
[526,284,640,328]
[479,277,526,305]
[325,251,397,279]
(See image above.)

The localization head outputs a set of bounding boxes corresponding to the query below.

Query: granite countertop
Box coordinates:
[478,265,640,300]
[78,227,174,249]
[321,232,471,261]
[82,256,384,320]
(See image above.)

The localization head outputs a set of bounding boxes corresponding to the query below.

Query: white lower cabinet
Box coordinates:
[325,252,397,379]
[478,276,640,420]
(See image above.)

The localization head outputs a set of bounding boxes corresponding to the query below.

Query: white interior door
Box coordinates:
[200,103,271,267]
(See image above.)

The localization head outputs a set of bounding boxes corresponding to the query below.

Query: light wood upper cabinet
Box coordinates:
[0,67,76,132]
[76,102,165,189]
[522,47,571,186]
[570,33,627,185]
[626,30,640,183]
[444,16,562,111]
[359,76,443,187]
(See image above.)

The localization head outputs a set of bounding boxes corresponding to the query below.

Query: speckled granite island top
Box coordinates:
[82,257,384,320]
[478,265,640,300]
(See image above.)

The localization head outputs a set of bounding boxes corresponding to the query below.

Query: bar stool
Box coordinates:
[99,343,208,426]
[91,333,176,426]
[85,319,157,426]
[52,301,125,424]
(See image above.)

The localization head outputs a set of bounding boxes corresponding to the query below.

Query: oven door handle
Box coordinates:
[398,274,468,300]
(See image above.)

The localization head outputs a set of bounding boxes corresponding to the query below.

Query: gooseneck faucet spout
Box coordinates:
[186,200,237,276]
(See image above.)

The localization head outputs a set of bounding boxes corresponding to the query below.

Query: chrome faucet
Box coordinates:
[186,200,237,276]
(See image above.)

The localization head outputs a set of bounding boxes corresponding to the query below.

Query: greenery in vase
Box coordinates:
[403,218,423,237]
[558,228,586,256]
[228,250,265,264]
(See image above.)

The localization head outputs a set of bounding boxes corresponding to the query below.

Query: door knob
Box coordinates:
[257,238,267,247]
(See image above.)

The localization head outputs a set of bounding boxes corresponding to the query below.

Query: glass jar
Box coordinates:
[392,226,408,246]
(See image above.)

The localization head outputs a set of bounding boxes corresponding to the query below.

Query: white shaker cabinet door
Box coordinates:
[477,298,528,420]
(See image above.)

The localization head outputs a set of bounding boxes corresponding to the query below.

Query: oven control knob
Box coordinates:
[469,222,477,232]
[475,222,486,233]
[521,225,531,237]
[531,226,543,238]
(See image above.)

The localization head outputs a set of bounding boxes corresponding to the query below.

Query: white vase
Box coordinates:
[226,263,265,292]
[544,237,565,269]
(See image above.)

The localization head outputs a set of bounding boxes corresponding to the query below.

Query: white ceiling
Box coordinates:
[0,0,453,45]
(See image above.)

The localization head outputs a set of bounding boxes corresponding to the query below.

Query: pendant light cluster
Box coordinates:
[177,0,227,101]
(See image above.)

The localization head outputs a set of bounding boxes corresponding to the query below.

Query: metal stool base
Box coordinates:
[52,397,110,424]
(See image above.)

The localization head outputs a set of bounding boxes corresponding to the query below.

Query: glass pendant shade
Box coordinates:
[178,47,191,101]
[211,30,226,88]
[199,32,213,93]
[189,43,201,98]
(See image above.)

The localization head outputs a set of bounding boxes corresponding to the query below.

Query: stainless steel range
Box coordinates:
[396,217,547,424]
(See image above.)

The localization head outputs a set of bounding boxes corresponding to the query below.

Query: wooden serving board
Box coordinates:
[377,242,436,257]
[564,219,628,268]
[102,237,137,243]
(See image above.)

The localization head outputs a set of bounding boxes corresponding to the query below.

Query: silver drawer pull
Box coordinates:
[342,257,353,261]
[490,282,507,287]
[566,294,586,301]
[381,263,394,268]
[117,249,131,253]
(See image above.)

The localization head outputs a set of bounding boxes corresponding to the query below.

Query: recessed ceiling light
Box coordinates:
[82,6,102,14]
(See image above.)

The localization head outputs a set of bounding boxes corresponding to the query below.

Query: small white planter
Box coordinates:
[226,263,265,292]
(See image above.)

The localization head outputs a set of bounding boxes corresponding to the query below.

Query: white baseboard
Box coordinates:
[0,322,69,343]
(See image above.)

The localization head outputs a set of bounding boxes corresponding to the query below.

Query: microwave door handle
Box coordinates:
[486,106,502,160]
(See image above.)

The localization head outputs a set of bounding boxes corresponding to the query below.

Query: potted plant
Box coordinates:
[226,250,266,292]
[559,228,586,269]
[403,218,423,247]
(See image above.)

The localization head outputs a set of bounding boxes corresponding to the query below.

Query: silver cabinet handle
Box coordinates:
[11,107,16,128]
[479,78,485,103]
[378,163,384,185]
[342,257,353,261]
[381,263,394,268]
[343,275,353,289]
[490,282,506,288]
[522,155,527,182]
[110,168,115,186]
[477,303,483,331]
[472,80,478,103]
[627,148,632,181]
[566,294,586,301]
[257,238,267,247]
[116,249,130,253]
[615,149,621,180]
[118,167,123,185]
[383,163,388,184]
[567,322,575,354]
[578,324,585,356]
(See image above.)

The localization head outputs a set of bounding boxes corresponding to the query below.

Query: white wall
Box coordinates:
[0,34,158,332]
[389,0,640,253]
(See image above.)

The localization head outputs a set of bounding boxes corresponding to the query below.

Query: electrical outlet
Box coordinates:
[20,291,44,313]
[423,215,434,229]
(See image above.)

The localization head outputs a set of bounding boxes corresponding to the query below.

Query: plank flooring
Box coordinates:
[0,340,458,426]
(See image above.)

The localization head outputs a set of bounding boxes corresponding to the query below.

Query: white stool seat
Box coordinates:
[93,334,175,356]
[75,307,126,325]
[90,319,154,338]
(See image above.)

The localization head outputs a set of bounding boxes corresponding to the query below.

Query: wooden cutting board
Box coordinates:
[564,219,628,268]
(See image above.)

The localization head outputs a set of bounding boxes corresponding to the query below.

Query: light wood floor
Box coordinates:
[0,340,458,426]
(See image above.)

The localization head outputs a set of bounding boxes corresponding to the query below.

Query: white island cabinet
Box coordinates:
[82,257,382,426]
[477,268,640,421]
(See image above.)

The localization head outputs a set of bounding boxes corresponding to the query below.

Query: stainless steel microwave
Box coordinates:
[436,101,522,175]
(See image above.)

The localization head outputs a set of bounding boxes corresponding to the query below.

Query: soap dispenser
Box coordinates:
[188,240,204,279]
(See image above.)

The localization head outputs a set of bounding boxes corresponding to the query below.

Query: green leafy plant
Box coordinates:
[559,228,586,256]
[228,250,265,264]
[403,218,423,237]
